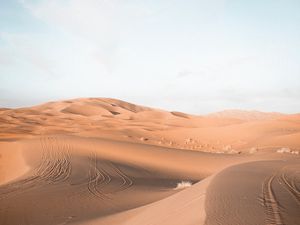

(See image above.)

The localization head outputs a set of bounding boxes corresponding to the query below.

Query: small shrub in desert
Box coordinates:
[174,181,192,190]
[276,147,291,153]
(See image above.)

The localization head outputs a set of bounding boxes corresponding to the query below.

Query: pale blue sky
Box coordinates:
[0,0,300,113]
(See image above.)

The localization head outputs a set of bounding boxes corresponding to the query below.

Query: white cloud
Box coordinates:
[21,0,119,72]
[20,0,170,73]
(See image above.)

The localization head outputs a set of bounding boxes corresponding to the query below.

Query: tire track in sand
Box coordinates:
[87,152,112,201]
[278,167,300,204]
[109,162,134,193]
[38,136,72,183]
[261,172,284,225]
[0,136,72,199]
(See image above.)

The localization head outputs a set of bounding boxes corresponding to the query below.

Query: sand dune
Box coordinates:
[1,98,299,152]
[0,98,299,224]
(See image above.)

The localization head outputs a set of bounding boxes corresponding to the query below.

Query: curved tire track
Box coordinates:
[0,136,72,199]
[262,172,284,225]
[110,162,134,193]
[278,167,300,204]
[87,153,112,201]
[38,136,72,183]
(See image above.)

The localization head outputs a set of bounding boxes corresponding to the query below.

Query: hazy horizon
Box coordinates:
[1,0,300,114]
[0,96,298,116]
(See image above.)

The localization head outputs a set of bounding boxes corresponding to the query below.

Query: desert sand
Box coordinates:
[0,98,299,225]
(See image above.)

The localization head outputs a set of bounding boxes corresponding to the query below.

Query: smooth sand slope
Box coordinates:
[0,98,299,225]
